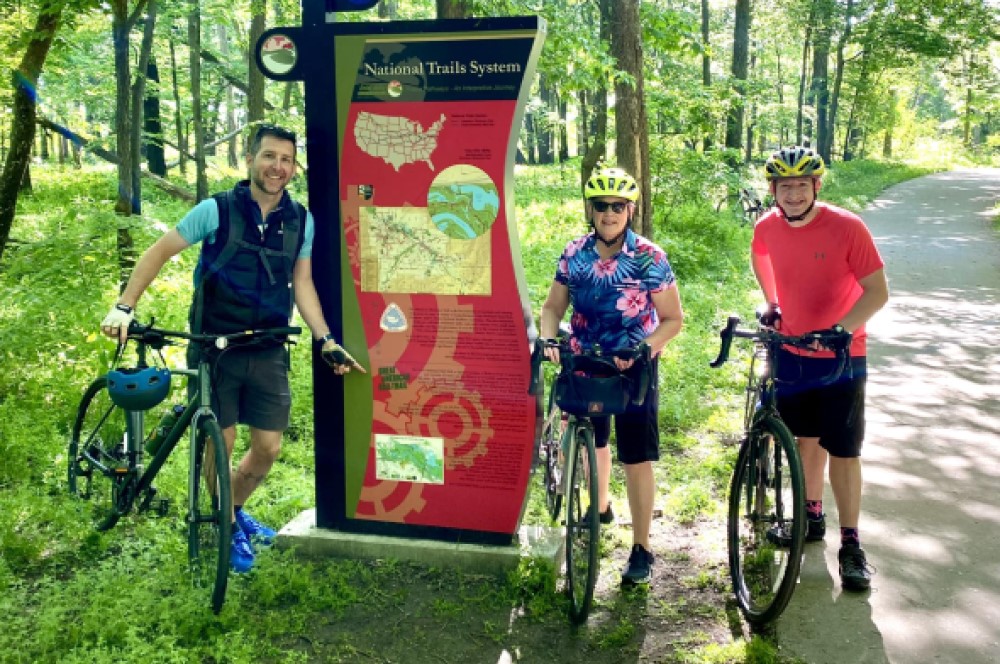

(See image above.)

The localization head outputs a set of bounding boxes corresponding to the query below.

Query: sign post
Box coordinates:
[257,9,546,546]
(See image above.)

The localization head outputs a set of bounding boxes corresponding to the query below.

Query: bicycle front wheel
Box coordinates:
[68,376,133,531]
[539,390,564,521]
[728,414,805,626]
[188,415,232,614]
[564,424,599,624]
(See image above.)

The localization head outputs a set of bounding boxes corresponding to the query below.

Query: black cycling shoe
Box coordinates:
[621,544,654,586]
[599,504,615,525]
[838,544,874,591]
[805,514,826,542]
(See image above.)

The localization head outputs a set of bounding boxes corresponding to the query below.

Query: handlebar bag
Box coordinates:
[554,355,633,416]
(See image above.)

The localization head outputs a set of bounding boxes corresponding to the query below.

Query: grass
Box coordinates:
[0,150,948,662]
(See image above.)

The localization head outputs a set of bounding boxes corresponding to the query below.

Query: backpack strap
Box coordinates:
[190,191,246,334]
[284,201,306,309]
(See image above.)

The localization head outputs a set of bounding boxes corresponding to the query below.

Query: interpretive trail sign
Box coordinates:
[256,11,546,545]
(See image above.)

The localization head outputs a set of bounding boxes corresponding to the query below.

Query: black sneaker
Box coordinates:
[838,544,873,591]
[806,514,826,542]
[599,504,615,525]
[621,544,654,586]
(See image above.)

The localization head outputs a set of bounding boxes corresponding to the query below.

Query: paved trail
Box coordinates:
[777,168,1000,664]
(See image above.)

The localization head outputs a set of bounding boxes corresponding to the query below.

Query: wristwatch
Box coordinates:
[318,333,337,345]
[831,324,846,335]
[115,303,133,314]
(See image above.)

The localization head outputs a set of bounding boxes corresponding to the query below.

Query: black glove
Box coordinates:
[756,302,782,328]
[805,324,852,351]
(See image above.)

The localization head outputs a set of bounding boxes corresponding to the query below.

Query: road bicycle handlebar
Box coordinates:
[123,319,302,351]
[709,315,852,383]
[528,337,653,407]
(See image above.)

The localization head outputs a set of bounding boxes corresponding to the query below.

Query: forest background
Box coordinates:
[1,0,998,662]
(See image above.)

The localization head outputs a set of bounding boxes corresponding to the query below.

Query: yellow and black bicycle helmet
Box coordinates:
[764,146,826,180]
[584,167,640,201]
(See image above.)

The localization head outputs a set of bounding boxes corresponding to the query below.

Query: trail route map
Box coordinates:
[375,434,445,484]
[354,111,446,171]
[358,206,491,295]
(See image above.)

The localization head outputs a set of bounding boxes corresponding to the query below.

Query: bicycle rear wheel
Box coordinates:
[539,390,564,521]
[728,414,805,626]
[68,376,133,531]
[565,425,599,624]
[188,415,232,614]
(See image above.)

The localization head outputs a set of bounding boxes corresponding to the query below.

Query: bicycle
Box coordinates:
[709,313,851,625]
[737,188,769,225]
[716,187,770,225]
[529,334,652,624]
[67,319,300,614]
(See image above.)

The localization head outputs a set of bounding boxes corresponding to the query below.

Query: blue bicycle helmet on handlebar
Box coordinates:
[106,366,171,411]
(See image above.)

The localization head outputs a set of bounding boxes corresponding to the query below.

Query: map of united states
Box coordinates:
[354,111,446,171]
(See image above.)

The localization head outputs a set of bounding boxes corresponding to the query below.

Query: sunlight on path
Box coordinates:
[778,169,1000,664]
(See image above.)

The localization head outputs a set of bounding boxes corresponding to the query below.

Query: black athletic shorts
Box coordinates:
[591,361,660,465]
[188,344,291,431]
[774,348,867,458]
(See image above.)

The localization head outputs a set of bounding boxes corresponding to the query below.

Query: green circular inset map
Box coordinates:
[426,165,499,240]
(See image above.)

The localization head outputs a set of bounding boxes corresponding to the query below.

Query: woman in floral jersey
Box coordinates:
[539,167,684,586]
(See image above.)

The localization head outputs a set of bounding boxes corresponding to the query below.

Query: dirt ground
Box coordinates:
[273,514,740,663]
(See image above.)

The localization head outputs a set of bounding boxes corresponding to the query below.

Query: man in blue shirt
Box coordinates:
[100,124,363,572]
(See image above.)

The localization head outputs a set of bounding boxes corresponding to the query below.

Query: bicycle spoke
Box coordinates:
[727,418,804,625]
[69,377,133,531]
[540,394,564,521]
[188,417,232,614]
[565,427,599,624]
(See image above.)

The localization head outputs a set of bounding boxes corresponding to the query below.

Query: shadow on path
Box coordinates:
[777,169,1000,664]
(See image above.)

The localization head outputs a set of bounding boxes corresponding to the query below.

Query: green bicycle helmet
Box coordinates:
[106,366,171,411]
[764,146,826,180]
[584,167,640,201]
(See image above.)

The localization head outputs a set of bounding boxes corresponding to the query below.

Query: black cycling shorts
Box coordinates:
[775,349,867,458]
[591,361,660,465]
[189,344,291,431]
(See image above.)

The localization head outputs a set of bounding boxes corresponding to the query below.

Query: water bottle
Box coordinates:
[144,404,185,455]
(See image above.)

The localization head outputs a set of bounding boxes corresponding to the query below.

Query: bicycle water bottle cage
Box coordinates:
[107,366,171,411]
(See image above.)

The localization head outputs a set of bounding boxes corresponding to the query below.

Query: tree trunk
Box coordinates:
[610,0,651,238]
[169,37,188,175]
[523,112,536,165]
[701,0,711,151]
[218,23,239,167]
[189,0,208,201]
[809,0,834,156]
[129,0,157,215]
[826,0,852,160]
[0,1,64,264]
[581,0,612,191]
[796,3,815,145]
[745,47,756,164]
[436,0,471,18]
[558,91,569,162]
[144,57,167,176]
[725,0,750,156]
[378,0,397,18]
[112,0,140,216]
[248,0,266,125]
[537,77,554,165]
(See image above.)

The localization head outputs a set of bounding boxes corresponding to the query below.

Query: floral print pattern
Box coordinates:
[555,229,675,351]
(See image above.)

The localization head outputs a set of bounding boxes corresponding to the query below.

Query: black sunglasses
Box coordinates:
[591,200,628,213]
